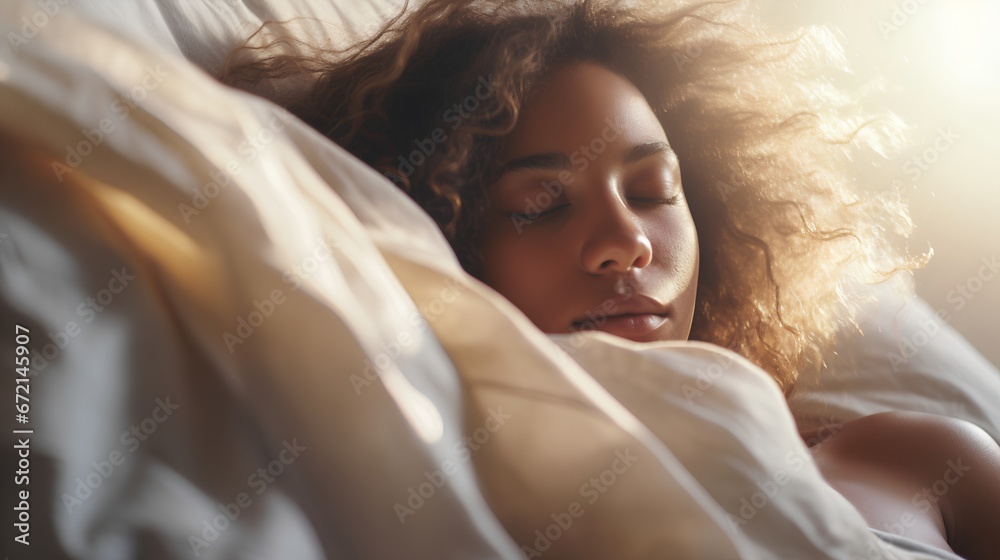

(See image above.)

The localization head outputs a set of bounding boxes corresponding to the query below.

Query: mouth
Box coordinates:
[572,313,670,340]
[570,294,671,341]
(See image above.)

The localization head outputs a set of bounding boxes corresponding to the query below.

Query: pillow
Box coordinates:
[789,273,1000,442]
[156,0,404,75]
[51,0,405,72]
[544,334,902,559]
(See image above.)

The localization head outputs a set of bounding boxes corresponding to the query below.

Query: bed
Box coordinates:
[2,1,999,558]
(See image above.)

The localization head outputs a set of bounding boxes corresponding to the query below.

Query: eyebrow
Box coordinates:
[625,141,674,165]
[497,141,674,177]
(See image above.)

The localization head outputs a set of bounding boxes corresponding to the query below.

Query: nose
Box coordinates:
[580,199,653,274]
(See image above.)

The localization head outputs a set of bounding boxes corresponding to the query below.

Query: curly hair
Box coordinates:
[220,0,927,396]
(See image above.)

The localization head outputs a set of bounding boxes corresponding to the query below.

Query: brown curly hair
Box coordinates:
[220,0,927,396]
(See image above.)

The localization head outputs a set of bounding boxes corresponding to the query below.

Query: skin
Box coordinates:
[803,412,1000,559]
[475,60,1000,558]
[478,61,700,344]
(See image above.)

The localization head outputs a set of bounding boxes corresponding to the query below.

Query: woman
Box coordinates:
[221,1,1000,557]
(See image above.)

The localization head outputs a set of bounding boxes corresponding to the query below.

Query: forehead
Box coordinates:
[498,61,668,162]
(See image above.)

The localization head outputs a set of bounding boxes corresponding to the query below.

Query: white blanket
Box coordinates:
[0,1,973,559]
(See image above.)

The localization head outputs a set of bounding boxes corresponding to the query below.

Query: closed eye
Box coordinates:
[629,194,681,206]
[508,204,569,222]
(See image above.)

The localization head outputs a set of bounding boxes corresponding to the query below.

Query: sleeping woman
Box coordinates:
[221,0,1000,557]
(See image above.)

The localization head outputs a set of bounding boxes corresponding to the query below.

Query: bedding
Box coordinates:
[0,1,996,559]
[789,274,1000,443]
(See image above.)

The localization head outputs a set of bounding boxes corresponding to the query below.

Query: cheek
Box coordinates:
[674,215,700,284]
[650,210,700,306]
[674,213,701,315]
[651,209,698,272]
[477,231,566,328]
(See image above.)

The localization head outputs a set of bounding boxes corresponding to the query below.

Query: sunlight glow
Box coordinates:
[928,2,1000,93]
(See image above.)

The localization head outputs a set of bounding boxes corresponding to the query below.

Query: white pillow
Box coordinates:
[546,334,902,559]
[50,0,404,72]
[790,273,1000,442]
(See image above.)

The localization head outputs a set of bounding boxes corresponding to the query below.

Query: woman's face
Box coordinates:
[478,61,700,343]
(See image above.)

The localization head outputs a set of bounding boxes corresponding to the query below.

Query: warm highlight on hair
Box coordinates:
[220,0,927,396]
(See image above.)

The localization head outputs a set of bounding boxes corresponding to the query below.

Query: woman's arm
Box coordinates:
[917,413,1000,560]
[806,410,1000,560]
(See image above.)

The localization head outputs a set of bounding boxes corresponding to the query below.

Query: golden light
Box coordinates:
[919,1,1000,94]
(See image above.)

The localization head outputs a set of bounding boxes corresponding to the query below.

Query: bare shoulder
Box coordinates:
[815,411,997,466]
[808,410,1000,559]
[846,410,995,445]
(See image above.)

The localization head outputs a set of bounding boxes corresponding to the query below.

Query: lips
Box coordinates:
[571,294,671,341]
